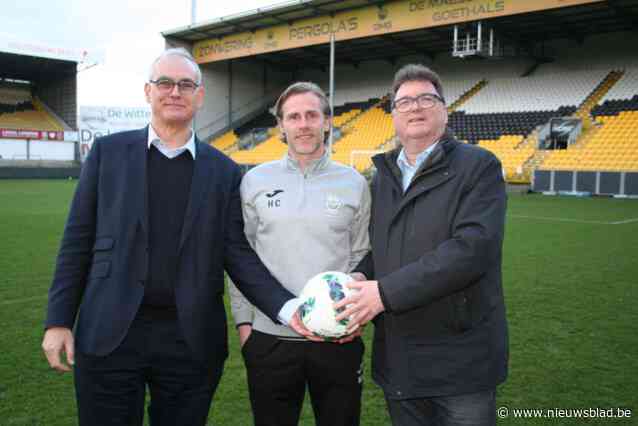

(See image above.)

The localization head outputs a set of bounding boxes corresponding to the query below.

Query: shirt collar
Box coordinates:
[397,141,438,171]
[147,124,197,159]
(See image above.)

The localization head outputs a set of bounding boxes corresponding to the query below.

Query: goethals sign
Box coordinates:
[193,0,603,63]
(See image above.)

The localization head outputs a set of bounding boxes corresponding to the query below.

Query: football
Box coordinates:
[298,271,357,339]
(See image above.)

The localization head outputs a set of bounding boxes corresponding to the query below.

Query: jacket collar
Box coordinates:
[376,135,459,176]
[280,147,331,175]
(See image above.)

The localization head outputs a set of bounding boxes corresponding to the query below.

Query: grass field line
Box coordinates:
[609,217,638,225]
[0,295,47,306]
[509,215,638,225]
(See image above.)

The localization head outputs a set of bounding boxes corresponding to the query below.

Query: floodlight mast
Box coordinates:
[328,32,335,158]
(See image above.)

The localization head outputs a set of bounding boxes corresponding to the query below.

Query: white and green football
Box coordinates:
[298,271,357,339]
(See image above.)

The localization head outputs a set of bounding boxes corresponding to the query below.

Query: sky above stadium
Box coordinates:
[1,0,276,107]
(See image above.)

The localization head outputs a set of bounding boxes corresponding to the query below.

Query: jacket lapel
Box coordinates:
[127,127,149,235]
[179,140,212,252]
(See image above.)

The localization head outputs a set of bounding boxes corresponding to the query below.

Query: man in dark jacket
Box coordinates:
[336,64,508,425]
[41,48,310,426]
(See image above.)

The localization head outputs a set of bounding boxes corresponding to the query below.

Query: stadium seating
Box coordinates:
[0,85,31,106]
[331,101,394,171]
[0,83,64,132]
[592,67,638,116]
[478,135,535,180]
[230,130,287,164]
[210,130,238,152]
[537,66,638,173]
[234,110,276,136]
[211,54,638,180]
[0,99,64,131]
[539,111,638,172]
[449,107,577,144]
[460,70,607,114]
[444,78,484,109]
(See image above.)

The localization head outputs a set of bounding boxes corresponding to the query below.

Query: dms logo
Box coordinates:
[374,6,392,31]
[378,6,388,20]
[264,29,278,49]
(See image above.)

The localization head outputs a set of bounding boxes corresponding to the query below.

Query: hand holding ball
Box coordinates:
[298,271,358,339]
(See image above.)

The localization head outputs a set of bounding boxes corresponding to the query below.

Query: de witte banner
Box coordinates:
[78,106,150,160]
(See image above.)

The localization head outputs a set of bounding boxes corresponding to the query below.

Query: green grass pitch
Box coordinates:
[0,180,636,425]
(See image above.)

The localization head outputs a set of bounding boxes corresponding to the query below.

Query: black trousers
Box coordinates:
[241,330,364,426]
[74,309,223,426]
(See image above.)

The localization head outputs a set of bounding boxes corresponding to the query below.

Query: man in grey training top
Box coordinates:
[229,81,371,426]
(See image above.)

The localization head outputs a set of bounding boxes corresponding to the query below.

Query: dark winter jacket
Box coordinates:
[355,135,509,399]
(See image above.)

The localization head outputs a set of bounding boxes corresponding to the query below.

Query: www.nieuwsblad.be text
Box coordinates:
[497,406,632,419]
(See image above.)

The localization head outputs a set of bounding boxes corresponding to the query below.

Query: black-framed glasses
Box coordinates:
[149,78,200,94]
[392,93,444,113]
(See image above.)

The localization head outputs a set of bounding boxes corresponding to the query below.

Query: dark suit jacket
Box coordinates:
[45,127,294,367]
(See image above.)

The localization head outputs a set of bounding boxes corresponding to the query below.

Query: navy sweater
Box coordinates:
[142,145,194,309]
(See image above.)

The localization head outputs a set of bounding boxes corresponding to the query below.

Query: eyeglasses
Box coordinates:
[149,78,200,94]
[392,93,444,113]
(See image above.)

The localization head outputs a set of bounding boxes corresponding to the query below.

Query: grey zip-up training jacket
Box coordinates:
[229,151,371,338]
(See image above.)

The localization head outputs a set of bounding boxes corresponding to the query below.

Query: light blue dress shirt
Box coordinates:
[396,142,438,192]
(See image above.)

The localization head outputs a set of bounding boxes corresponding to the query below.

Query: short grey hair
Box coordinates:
[273,81,331,120]
[392,64,445,104]
[149,47,202,85]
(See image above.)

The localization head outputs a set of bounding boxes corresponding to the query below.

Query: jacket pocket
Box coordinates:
[89,261,111,279]
[450,291,471,333]
[93,237,115,252]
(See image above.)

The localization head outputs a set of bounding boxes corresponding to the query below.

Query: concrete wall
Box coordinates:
[0,139,74,161]
[0,139,27,159]
[37,71,77,129]
[196,61,231,139]
[196,59,292,140]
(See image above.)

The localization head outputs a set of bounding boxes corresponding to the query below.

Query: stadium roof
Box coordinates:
[163,0,638,70]
[0,52,75,82]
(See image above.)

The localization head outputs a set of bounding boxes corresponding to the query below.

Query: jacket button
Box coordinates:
[396,390,402,396]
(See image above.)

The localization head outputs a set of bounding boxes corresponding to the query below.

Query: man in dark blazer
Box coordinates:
[336,64,508,425]
[42,48,307,426]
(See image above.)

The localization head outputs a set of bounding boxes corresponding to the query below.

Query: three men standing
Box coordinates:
[43,51,508,426]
